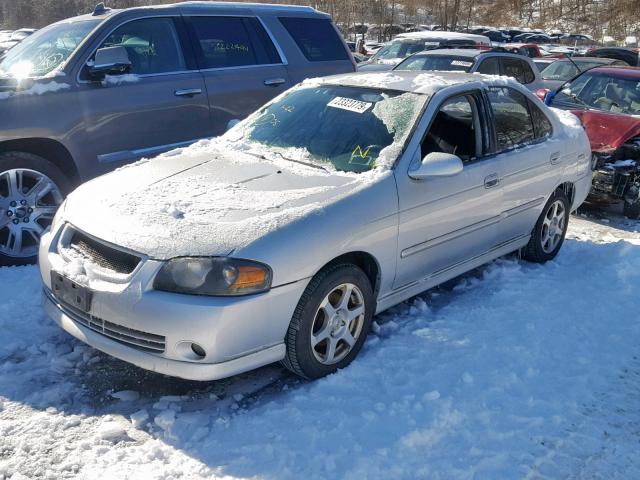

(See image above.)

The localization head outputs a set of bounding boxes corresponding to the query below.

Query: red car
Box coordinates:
[546,66,640,217]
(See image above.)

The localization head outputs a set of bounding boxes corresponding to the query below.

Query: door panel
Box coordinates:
[73,75,210,176]
[394,151,502,289]
[201,65,291,136]
[486,87,561,242]
[393,92,502,290]
[185,15,292,135]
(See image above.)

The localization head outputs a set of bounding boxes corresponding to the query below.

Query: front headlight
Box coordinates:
[153,257,272,296]
[50,199,66,232]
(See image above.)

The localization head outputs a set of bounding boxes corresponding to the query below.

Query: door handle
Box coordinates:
[264,78,286,87]
[174,88,202,97]
[484,173,500,188]
[550,152,561,164]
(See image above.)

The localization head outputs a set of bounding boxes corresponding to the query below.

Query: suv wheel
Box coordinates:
[0,152,69,266]
[522,189,570,263]
[282,264,374,379]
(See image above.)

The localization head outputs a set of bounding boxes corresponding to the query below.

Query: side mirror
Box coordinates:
[409,152,463,180]
[89,46,131,80]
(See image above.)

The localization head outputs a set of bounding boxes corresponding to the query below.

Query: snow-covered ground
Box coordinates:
[1,209,640,480]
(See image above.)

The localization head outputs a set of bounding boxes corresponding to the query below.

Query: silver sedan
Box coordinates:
[39,72,593,380]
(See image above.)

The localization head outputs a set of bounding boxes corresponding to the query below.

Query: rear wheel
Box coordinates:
[522,190,570,263]
[0,152,69,266]
[282,264,374,379]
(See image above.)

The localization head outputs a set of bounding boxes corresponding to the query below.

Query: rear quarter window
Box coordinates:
[279,17,349,61]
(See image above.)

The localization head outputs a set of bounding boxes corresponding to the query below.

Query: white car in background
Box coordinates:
[39,72,592,381]
[358,31,491,71]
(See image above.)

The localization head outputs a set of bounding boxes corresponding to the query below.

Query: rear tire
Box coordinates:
[522,189,570,263]
[0,152,70,266]
[282,264,374,379]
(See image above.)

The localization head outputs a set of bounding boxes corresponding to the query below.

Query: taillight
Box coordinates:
[535,88,550,101]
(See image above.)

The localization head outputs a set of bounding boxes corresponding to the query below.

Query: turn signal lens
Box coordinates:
[154,257,272,296]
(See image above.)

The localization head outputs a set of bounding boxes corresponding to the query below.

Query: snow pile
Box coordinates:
[2,216,640,478]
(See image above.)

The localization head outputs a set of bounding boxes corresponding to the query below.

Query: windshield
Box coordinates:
[229,85,426,173]
[0,20,99,78]
[396,55,474,72]
[554,71,640,115]
[541,61,604,80]
[372,41,429,61]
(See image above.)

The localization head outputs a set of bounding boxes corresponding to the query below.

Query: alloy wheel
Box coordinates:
[310,283,366,365]
[0,169,63,258]
[540,199,566,254]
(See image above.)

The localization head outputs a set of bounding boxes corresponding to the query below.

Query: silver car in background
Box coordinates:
[39,72,592,381]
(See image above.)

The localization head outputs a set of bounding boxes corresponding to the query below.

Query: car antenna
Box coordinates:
[93,2,111,16]
[565,49,583,73]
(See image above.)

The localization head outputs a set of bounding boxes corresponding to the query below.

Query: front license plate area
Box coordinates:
[51,271,92,313]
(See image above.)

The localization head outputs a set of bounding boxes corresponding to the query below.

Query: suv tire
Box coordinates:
[0,152,69,266]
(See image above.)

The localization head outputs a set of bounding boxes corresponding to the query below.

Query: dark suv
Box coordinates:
[0,2,355,264]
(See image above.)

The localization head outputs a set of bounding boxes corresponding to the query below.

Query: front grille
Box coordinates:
[68,230,140,275]
[48,290,165,354]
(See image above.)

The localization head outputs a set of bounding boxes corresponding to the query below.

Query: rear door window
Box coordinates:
[501,57,535,84]
[279,17,349,61]
[487,87,535,150]
[528,99,553,139]
[189,16,281,69]
[476,57,500,75]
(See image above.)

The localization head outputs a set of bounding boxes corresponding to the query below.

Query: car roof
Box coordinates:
[57,1,321,23]
[317,71,514,95]
[585,65,640,79]
[395,31,490,43]
[554,57,615,63]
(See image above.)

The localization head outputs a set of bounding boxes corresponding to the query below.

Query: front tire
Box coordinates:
[0,152,69,266]
[522,190,570,263]
[282,264,374,379]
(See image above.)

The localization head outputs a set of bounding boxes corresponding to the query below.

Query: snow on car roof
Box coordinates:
[395,31,491,44]
[316,71,511,95]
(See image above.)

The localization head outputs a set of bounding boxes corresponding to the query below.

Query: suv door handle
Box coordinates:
[264,78,286,87]
[174,88,202,97]
[550,152,561,164]
[484,173,500,188]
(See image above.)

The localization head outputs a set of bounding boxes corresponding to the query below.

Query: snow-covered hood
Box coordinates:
[63,144,361,259]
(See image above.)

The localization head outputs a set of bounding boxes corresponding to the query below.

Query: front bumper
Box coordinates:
[39,225,308,381]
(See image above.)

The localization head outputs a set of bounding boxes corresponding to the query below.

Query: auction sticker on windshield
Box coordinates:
[328,97,372,114]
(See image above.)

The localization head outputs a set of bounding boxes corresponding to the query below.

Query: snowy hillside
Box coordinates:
[1,211,639,479]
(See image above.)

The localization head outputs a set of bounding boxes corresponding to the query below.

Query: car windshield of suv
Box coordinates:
[554,71,640,115]
[541,60,604,80]
[0,19,99,78]
[396,55,474,72]
[231,85,426,173]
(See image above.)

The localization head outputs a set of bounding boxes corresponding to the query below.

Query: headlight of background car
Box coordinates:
[154,257,272,296]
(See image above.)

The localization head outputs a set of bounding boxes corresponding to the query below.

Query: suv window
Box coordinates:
[422,94,480,162]
[487,87,535,150]
[189,16,281,69]
[100,18,185,75]
[476,57,500,75]
[528,99,553,139]
[501,57,535,83]
[279,17,348,61]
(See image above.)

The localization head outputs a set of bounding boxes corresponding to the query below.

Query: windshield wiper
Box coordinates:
[244,150,329,172]
[564,91,592,109]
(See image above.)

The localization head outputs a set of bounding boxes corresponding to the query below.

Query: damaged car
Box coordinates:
[546,66,640,218]
[40,72,591,381]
